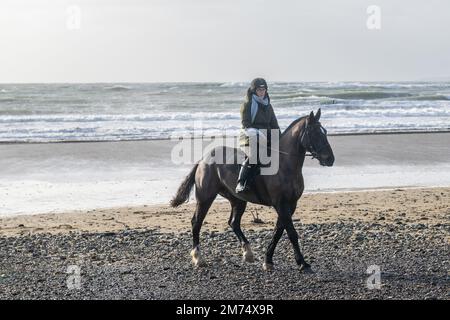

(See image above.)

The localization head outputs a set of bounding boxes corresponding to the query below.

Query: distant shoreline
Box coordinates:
[1,129,449,145]
[1,80,450,85]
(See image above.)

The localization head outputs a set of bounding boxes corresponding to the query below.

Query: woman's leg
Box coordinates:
[236,145,252,193]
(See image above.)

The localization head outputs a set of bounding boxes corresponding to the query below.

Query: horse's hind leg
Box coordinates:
[191,196,215,267]
[263,218,284,271]
[228,198,254,263]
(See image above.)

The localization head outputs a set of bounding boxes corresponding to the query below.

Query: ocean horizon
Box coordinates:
[1,81,449,143]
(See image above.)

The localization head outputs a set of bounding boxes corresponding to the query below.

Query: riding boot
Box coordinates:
[236,158,252,193]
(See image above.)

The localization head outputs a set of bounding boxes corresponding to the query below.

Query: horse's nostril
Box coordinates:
[328,157,335,166]
[321,153,334,166]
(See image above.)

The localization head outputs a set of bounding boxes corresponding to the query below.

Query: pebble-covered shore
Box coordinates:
[1,221,448,300]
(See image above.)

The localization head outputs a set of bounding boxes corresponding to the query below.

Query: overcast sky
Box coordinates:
[1,0,449,83]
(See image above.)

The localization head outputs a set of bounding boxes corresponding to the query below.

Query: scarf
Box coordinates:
[250,94,269,123]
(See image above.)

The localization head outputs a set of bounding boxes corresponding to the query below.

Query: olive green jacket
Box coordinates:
[239,100,280,147]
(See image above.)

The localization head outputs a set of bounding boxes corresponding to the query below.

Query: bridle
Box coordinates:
[270,118,330,161]
[299,119,330,160]
[266,117,329,159]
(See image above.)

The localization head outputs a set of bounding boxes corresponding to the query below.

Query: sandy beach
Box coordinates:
[1,187,449,236]
[1,132,449,299]
[0,187,449,299]
[2,0,450,302]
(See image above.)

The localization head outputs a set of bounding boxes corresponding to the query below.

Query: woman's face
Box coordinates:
[256,87,266,98]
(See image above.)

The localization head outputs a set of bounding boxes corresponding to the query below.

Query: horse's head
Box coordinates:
[300,108,334,166]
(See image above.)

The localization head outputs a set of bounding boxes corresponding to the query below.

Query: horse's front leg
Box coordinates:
[267,201,310,271]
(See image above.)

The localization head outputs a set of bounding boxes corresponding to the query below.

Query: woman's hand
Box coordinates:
[245,128,268,141]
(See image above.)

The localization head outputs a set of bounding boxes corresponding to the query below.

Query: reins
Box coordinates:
[269,147,314,158]
[270,119,316,158]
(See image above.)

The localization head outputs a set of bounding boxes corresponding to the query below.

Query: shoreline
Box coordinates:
[1,186,448,237]
[0,184,447,219]
[2,132,449,217]
[1,129,450,145]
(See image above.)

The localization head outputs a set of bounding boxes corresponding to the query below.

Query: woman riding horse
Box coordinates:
[236,78,281,193]
[170,104,335,271]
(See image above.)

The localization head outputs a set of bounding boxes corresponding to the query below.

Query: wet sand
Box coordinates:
[1,132,450,216]
[1,187,449,237]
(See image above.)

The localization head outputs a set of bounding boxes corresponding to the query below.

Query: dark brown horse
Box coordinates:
[170,108,334,271]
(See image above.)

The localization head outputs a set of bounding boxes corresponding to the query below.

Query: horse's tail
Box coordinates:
[170,162,199,207]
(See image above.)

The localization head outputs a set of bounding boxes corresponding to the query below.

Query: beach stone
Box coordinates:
[1,204,449,300]
[353,233,365,241]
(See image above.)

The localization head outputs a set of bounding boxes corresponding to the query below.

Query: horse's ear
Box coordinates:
[316,108,321,121]
[309,111,315,123]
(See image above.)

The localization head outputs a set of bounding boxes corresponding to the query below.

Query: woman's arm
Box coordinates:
[240,101,252,128]
[269,105,280,129]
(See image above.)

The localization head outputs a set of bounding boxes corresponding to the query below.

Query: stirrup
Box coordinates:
[236,159,251,193]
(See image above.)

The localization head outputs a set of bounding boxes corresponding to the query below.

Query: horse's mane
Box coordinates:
[281,115,308,137]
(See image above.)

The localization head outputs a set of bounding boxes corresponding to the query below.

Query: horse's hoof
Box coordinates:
[242,244,255,263]
[194,258,207,268]
[262,262,274,271]
[243,251,255,263]
[299,263,314,273]
[191,248,207,268]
